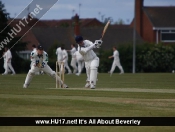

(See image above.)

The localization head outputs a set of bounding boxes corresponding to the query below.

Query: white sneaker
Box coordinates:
[76,73,80,76]
[108,71,113,76]
[90,84,95,89]
[85,81,90,88]
[119,72,124,75]
[63,84,69,88]
[67,72,72,75]
[2,73,7,75]
[11,73,16,75]
[23,84,29,88]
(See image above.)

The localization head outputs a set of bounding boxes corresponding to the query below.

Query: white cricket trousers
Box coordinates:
[63,60,72,73]
[24,65,63,86]
[3,62,10,73]
[85,57,99,86]
[77,59,84,74]
[71,58,77,73]
[4,62,15,74]
[110,60,124,74]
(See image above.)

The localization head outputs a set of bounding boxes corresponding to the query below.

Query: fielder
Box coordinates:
[68,44,78,74]
[75,36,102,89]
[74,51,84,76]
[2,47,16,75]
[23,45,68,88]
[108,46,124,75]
[56,46,64,73]
[2,51,11,75]
[62,47,72,74]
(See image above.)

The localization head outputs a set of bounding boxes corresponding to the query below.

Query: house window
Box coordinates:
[161,30,175,42]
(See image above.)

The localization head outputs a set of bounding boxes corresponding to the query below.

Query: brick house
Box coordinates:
[131,0,175,44]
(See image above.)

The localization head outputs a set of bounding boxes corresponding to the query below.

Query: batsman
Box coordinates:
[75,36,102,89]
[23,45,68,88]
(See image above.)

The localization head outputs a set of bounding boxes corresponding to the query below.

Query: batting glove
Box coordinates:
[94,40,103,48]
[41,62,45,68]
[35,60,39,67]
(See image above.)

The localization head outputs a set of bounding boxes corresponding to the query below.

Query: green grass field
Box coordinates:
[0,73,175,132]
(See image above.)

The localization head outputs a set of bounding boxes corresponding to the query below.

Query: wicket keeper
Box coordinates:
[23,45,68,88]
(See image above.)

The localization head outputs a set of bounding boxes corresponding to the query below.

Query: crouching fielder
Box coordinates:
[23,45,68,88]
[75,36,102,89]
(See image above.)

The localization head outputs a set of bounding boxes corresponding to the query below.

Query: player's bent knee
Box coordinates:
[91,66,98,70]
[28,70,35,76]
[49,71,56,77]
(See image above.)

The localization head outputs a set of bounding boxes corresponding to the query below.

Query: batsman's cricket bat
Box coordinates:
[100,20,110,40]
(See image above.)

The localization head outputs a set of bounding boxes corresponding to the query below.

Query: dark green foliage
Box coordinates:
[136,43,175,72]
[118,44,133,72]
[118,43,175,73]
[98,49,113,72]
[0,1,27,73]
[60,23,70,27]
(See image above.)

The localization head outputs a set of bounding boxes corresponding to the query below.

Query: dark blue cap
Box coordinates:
[75,36,83,43]
[37,45,44,50]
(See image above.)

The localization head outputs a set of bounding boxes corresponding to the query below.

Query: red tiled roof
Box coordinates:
[8,18,41,50]
[22,30,39,50]
[80,18,103,27]
[42,19,72,27]
[143,6,175,28]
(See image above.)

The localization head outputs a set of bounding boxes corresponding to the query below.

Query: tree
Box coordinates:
[103,17,113,24]
[0,0,27,73]
[114,18,125,25]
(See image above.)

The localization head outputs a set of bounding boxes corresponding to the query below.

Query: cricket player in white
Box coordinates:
[74,51,84,76]
[108,46,124,75]
[56,47,63,62]
[56,46,64,73]
[2,51,11,75]
[62,48,72,74]
[75,36,102,89]
[23,45,68,88]
[68,44,78,74]
[2,47,16,75]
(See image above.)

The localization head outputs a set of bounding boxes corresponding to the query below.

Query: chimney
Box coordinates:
[74,14,80,36]
[135,0,144,36]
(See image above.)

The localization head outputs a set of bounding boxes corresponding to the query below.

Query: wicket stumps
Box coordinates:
[56,61,65,88]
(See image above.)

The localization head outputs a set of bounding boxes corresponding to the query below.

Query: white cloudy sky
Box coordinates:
[1,0,175,24]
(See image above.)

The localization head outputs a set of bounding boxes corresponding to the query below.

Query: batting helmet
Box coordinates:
[75,36,83,43]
